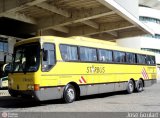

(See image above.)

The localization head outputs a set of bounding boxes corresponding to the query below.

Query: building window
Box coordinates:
[0,38,8,52]
[144,34,160,39]
[139,16,160,24]
[141,48,160,54]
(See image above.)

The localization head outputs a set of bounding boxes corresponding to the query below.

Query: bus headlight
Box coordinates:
[27,85,34,90]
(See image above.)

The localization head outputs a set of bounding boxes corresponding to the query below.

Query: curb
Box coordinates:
[0,90,10,96]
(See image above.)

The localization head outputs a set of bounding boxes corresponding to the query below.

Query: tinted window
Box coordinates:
[113,51,126,63]
[60,45,78,61]
[13,43,40,72]
[146,55,156,65]
[80,47,97,62]
[42,43,56,71]
[126,53,136,63]
[98,49,113,62]
[137,54,146,64]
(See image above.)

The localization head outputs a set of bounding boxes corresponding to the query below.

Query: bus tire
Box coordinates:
[136,79,143,92]
[126,80,134,94]
[63,84,76,103]
[8,89,19,97]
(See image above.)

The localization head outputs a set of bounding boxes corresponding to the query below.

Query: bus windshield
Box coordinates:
[12,43,40,72]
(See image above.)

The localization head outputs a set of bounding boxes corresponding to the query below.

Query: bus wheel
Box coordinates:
[21,94,32,99]
[136,79,143,92]
[63,84,76,103]
[126,80,134,94]
[8,89,19,97]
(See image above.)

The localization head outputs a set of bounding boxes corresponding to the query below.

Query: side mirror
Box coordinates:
[4,55,6,64]
[43,50,48,61]
[2,63,12,73]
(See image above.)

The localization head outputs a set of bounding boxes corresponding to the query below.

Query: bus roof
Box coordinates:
[69,36,117,46]
[15,36,155,56]
[15,36,40,47]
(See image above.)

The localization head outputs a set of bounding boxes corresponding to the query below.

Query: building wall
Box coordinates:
[139,7,160,22]
[0,36,16,63]
[114,0,139,18]
[139,7,160,34]
[117,6,160,80]
[7,37,16,62]
[116,37,160,64]
[137,7,160,64]
[116,37,141,49]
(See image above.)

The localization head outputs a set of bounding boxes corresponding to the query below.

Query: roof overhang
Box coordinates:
[139,0,160,10]
[0,0,155,40]
[102,0,154,35]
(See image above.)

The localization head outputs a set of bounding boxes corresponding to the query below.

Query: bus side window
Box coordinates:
[80,47,97,62]
[60,45,78,61]
[137,54,146,64]
[146,55,156,65]
[42,43,56,72]
[151,56,156,64]
[98,49,113,62]
[126,53,136,64]
[113,51,125,63]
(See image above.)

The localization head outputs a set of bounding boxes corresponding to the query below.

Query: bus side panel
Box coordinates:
[144,79,157,87]
[33,87,64,101]
[35,61,157,101]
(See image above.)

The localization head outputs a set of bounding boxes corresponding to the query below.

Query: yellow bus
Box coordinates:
[7,36,157,103]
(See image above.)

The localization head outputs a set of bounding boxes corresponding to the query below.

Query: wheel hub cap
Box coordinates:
[67,88,75,100]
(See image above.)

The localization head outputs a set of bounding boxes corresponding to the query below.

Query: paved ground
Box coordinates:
[0,81,160,112]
